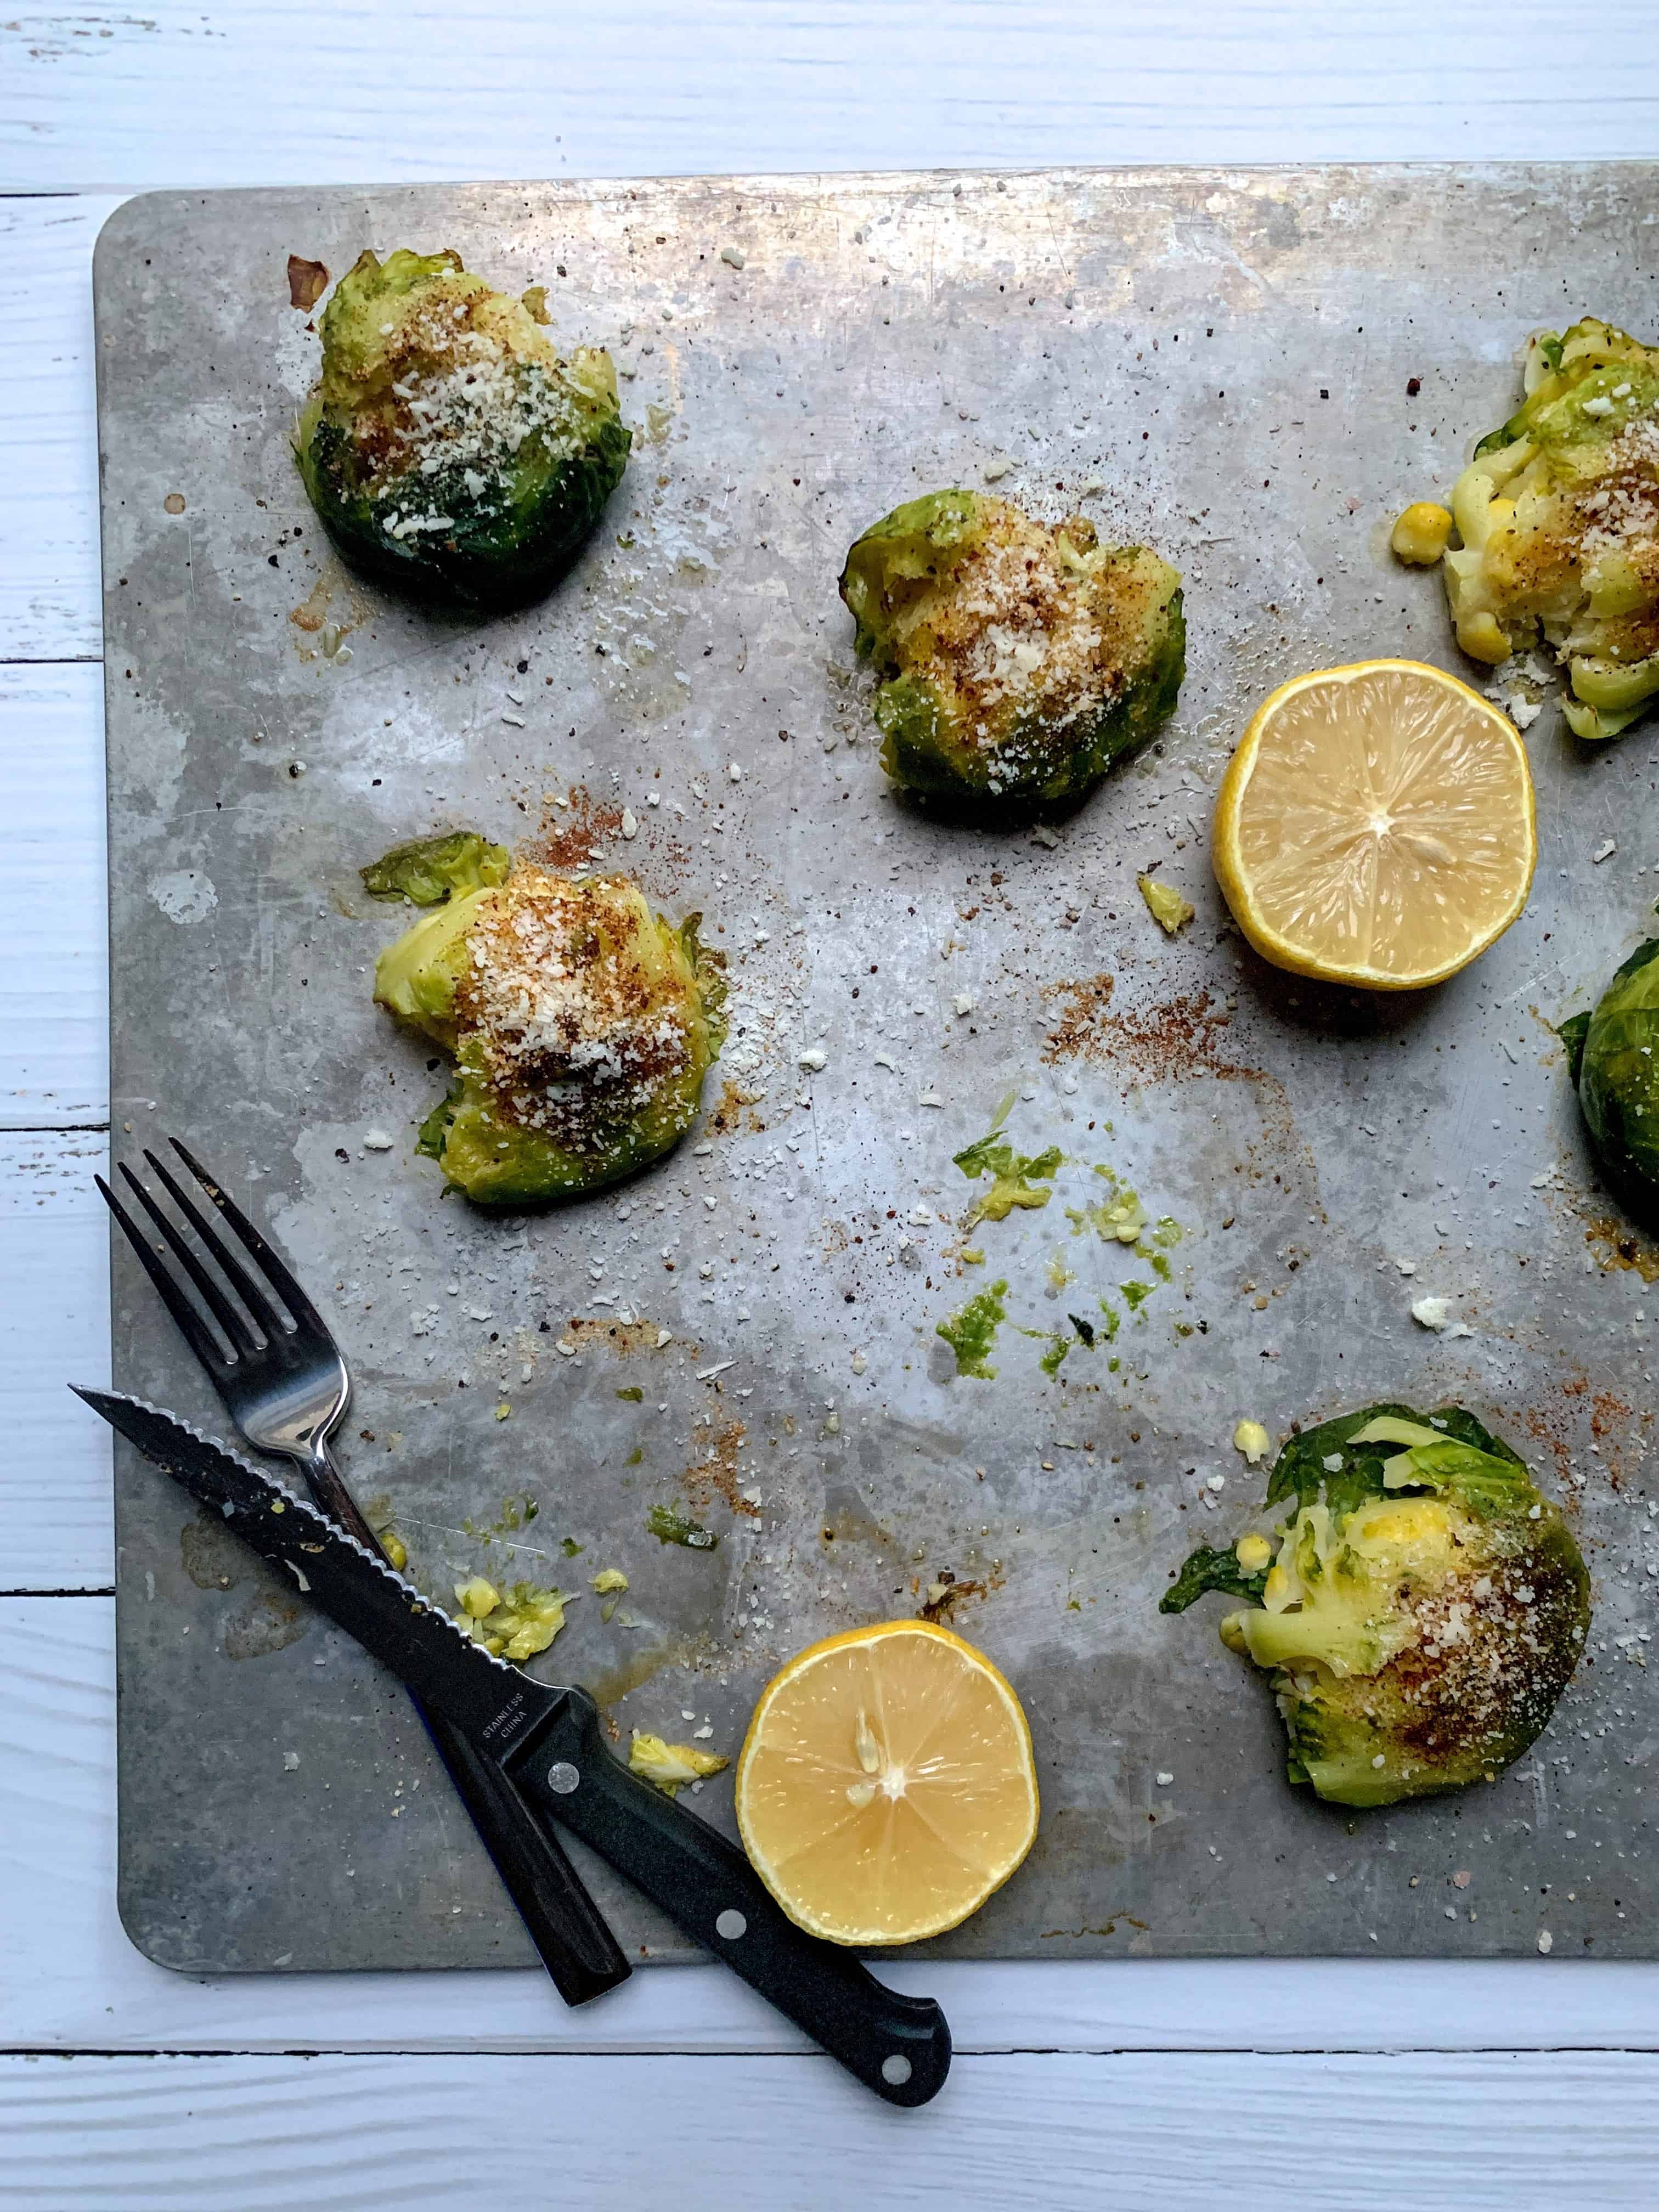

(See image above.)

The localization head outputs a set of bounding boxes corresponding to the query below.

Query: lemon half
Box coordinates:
[1212,659,1536,990]
[734,1620,1039,1946]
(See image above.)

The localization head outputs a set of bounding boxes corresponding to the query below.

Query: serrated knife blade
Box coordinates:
[78,1388,554,1754]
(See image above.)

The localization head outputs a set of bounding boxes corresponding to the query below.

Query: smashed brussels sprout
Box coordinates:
[839,491,1184,804]
[296,247,630,606]
[372,853,725,1206]
[1432,318,1659,739]
[1563,938,1659,1228]
[1162,1403,1589,1808]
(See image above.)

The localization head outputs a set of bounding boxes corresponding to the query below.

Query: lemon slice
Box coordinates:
[734,1620,1039,1946]
[1212,659,1536,990]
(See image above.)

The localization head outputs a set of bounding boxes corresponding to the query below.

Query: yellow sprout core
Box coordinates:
[1391,503,1453,566]
[1233,1419,1271,1465]
[1235,1533,1273,1573]
[452,1578,574,1660]
[1137,874,1195,935]
[629,1731,729,1796]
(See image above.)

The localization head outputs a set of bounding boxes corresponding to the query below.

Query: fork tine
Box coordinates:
[140,1148,291,1348]
[117,1162,259,1359]
[97,1172,236,1379]
[168,1137,333,1344]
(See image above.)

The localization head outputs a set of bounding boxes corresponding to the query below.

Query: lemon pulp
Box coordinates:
[1212,659,1536,990]
[734,1620,1039,1946]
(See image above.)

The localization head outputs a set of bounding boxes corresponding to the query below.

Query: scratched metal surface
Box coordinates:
[97,167,1659,1972]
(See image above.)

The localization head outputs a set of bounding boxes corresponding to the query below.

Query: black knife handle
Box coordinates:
[514,1689,952,2108]
[418,1700,633,2006]
[304,1441,630,2008]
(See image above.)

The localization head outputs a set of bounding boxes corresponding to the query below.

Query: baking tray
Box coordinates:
[96,166,1658,1972]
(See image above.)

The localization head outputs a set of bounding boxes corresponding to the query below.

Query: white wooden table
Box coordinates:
[5,7,1659,2202]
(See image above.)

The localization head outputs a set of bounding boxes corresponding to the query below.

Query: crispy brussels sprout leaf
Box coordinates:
[1162,1401,1589,1808]
[1159,1547,1268,1615]
[287,255,329,312]
[362,831,511,906]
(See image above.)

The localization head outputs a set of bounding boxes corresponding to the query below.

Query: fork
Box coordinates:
[98,1136,632,2007]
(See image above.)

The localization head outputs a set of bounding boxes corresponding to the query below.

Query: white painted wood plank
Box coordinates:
[9,1598,1659,2061]
[4,2046,1659,2210]
[1,663,108,1127]
[3,0,1658,195]
[0,1137,110,1590]
[0,196,114,662]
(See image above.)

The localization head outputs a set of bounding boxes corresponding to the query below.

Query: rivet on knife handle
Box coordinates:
[511,1688,952,2108]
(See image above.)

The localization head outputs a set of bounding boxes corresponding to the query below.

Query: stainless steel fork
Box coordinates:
[99,1136,631,2005]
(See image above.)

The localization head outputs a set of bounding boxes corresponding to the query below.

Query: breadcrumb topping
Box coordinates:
[457,870,698,1153]
[1359,1532,1584,1768]
[918,509,1164,788]
[368,311,586,501]
[1579,415,1659,567]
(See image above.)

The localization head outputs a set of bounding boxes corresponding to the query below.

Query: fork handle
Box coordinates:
[303,1441,631,2006]
[417,1697,634,2004]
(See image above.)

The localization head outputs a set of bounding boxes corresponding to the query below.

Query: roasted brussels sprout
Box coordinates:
[1425,318,1659,740]
[1562,938,1659,1228]
[1161,1404,1590,1808]
[839,491,1184,804]
[296,248,630,606]
[371,851,725,1206]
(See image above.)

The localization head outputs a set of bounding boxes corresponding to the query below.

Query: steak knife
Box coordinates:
[77,1389,952,2108]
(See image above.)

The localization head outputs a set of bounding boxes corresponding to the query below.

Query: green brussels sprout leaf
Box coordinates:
[1159,1546,1268,1615]
[1558,1008,1592,1087]
[952,1093,1063,1222]
[647,1504,716,1550]
[416,1081,461,1160]
[1262,1401,1517,1519]
[935,1280,1009,1380]
[362,831,511,906]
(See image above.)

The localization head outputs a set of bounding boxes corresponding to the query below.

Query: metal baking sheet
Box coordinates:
[97,166,1659,1972]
